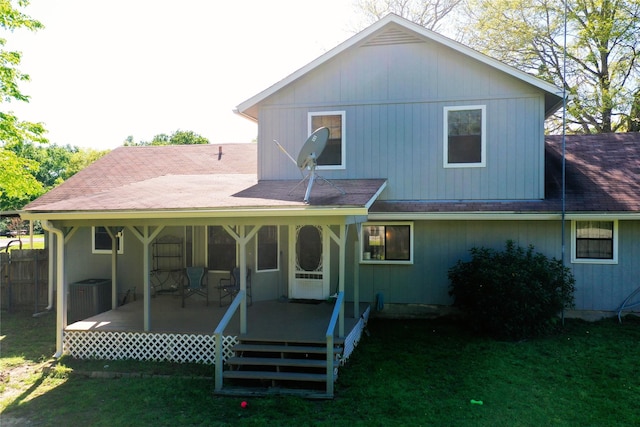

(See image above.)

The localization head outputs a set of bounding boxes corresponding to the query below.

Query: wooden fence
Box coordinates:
[0,249,49,312]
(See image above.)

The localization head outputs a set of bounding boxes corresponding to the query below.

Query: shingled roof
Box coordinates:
[24,144,386,214]
[24,133,639,217]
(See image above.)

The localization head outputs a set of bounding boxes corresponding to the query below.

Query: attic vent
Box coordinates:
[362,27,425,47]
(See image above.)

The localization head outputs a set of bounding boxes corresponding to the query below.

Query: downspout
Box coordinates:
[32,229,55,316]
[41,220,66,358]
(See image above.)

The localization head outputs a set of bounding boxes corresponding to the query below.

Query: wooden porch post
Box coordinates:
[354,241,360,318]
[339,225,345,338]
[223,225,260,335]
[239,225,247,334]
[128,225,164,332]
[143,225,151,331]
[106,227,118,309]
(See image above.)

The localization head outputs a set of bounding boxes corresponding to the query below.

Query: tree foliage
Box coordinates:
[0,0,46,144]
[1,0,47,210]
[462,0,640,133]
[123,129,210,146]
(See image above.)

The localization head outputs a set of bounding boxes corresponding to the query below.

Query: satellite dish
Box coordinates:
[297,127,329,169]
[273,127,344,203]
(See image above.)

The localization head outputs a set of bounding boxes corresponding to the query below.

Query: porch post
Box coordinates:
[106,227,118,309]
[339,225,345,338]
[239,225,247,334]
[143,225,151,331]
[353,241,359,318]
[128,225,164,332]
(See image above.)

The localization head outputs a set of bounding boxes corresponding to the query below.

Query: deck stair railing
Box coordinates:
[324,291,344,397]
[214,291,346,398]
[214,290,245,391]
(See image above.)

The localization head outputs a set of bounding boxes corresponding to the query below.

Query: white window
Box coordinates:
[308,111,346,169]
[444,105,486,167]
[571,220,618,264]
[256,225,279,272]
[92,226,123,254]
[360,222,413,264]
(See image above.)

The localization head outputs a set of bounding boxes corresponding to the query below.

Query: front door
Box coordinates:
[289,225,329,300]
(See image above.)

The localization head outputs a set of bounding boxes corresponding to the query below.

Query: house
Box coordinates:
[22,14,640,396]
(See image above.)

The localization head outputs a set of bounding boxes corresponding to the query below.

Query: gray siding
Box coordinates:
[257,40,546,201]
[348,219,640,312]
[350,220,562,306]
[569,220,640,311]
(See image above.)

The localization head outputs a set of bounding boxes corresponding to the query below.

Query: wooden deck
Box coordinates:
[66,294,368,342]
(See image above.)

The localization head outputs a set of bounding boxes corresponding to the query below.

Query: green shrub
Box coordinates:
[448,241,575,340]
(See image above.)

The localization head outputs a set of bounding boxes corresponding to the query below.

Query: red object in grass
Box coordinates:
[241,401,248,408]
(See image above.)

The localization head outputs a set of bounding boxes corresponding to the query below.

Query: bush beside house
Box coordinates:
[448,241,576,340]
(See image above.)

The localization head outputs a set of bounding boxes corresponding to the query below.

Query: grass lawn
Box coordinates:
[1,310,638,426]
[0,235,45,251]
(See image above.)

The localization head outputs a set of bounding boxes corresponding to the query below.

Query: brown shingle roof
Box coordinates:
[25,144,257,211]
[24,133,640,216]
[24,144,386,213]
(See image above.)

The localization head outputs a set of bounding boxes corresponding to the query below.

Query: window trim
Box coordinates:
[255,225,280,273]
[443,105,486,168]
[571,219,618,264]
[360,221,414,265]
[92,226,124,254]
[308,110,346,170]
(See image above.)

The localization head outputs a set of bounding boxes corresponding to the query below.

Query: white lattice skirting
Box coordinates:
[340,305,370,365]
[64,331,238,365]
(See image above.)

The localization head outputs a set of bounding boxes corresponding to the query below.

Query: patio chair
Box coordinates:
[218,267,252,307]
[182,266,208,307]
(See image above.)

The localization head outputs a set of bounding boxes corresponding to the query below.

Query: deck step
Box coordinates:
[226,356,327,369]
[233,343,341,355]
[223,370,327,382]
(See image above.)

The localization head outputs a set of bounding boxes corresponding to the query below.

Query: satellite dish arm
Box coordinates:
[273,140,297,166]
[274,139,306,179]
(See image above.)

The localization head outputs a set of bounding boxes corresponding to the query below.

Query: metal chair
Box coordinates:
[218,267,252,307]
[182,266,208,307]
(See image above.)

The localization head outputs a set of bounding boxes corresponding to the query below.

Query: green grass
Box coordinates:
[0,234,45,250]
[1,310,639,426]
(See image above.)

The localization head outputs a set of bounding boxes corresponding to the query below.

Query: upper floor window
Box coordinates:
[360,222,413,264]
[308,111,345,169]
[256,225,279,272]
[444,105,486,168]
[572,220,618,264]
[208,226,237,272]
[92,226,123,254]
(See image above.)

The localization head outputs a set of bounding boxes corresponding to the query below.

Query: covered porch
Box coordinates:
[63,294,371,365]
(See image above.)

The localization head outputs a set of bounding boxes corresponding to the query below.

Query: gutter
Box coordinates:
[40,220,65,358]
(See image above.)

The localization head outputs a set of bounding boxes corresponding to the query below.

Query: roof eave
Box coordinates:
[21,206,371,222]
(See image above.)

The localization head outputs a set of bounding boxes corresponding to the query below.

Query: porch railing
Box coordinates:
[214,290,245,391]
[325,291,344,397]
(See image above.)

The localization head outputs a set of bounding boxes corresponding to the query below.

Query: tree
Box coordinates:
[356,0,465,32]
[1,0,47,210]
[1,0,46,145]
[462,0,640,133]
[124,129,210,146]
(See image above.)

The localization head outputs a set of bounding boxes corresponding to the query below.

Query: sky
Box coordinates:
[5,0,366,150]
